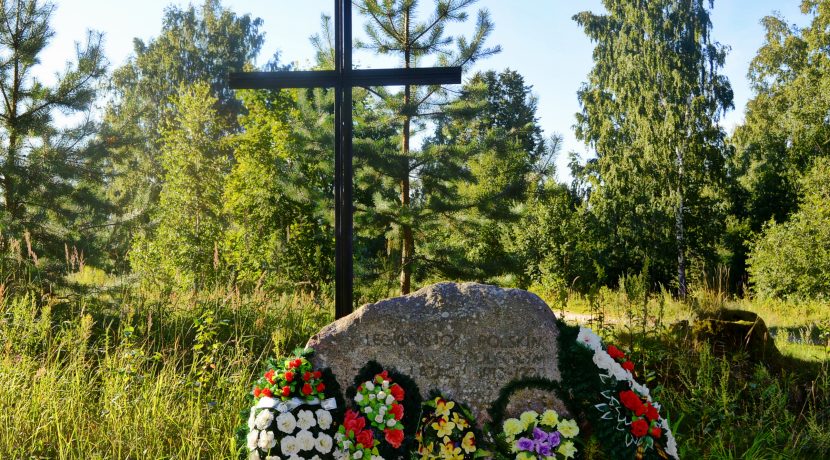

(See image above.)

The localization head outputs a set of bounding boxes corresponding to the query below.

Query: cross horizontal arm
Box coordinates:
[230,70,340,89]
[229,67,461,90]
[350,66,461,86]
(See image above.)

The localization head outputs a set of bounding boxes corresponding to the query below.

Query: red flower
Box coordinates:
[281,386,290,397]
[607,345,625,360]
[619,390,643,413]
[344,410,366,435]
[645,404,659,421]
[302,383,313,396]
[390,383,404,401]
[356,429,374,448]
[650,426,662,438]
[265,369,276,384]
[621,361,635,372]
[631,418,649,438]
[384,428,404,448]
[261,387,273,398]
[389,403,404,420]
[303,371,313,381]
[316,382,326,392]
[253,387,261,398]
[378,370,389,380]
[313,370,322,379]
[284,371,294,382]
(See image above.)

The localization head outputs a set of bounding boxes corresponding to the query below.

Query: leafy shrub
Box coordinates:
[748,158,830,299]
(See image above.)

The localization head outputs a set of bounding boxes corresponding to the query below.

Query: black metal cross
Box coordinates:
[229,1,461,319]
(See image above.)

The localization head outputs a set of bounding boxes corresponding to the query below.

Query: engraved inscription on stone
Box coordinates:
[306,282,562,424]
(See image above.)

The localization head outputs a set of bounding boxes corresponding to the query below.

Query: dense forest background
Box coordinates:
[2,0,828,304]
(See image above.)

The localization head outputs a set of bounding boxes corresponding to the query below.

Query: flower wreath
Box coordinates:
[487,376,582,460]
[414,392,486,460]
[339,361,422,459]
[572,327,678,459]
[237,348,344,460]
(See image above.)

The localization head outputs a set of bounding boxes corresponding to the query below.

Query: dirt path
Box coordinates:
[555,310,625,326]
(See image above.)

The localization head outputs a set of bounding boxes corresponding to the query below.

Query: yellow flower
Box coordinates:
[452,411,469,430]
[503,418,523,439]
[558,440,577,458]
[461,431,476,453]
[431,418,456,437]
[557,419,579,438]
[419,442,434,458]
[515,452,535,460]
[519,411,539,430]
[440,437,464,460]
[435,399,456,418]
[540,409,559,427]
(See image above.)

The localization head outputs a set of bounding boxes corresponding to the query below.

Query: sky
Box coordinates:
[42,1,810,181]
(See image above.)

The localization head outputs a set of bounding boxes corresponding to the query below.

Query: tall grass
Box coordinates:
[0,284,331,459]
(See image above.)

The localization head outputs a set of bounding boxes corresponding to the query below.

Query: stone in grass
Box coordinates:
[692,309,783,366]
[306,282,565,425]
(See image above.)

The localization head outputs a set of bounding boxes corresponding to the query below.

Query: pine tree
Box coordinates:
[355,0,499,294]
[420,69,548,283]
[0,0,107,271]
[574,0,733,295]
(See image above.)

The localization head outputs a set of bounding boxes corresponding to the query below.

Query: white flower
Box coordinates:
[385,395,394,405]
[296,429,315,451]
[281,436,300,456]
[256,409,275,430]
[364,406,373,414]
[249,451,261,460]
[374,414,384,424]
[353,450,364,459]
[371,456,384,460]
[276,412,297,434]
[310,456,321,460]
[297,410,317,430]
[247,429,260,451]
[265,456,281,460]
[333,448,347,460]
[288,456,302,460]
[258,430,277,450]
[341,440,352,450]
[377,391,387,400]
[248,409,257,430]
[316,409,333,430]
[368,393,376,400]
[315,433,333,454]
[577,327,602,350]
[354,393,364,403]
[378,405,386,415]
[381,380,389,389]
[386,419,396,427]
[365,381,375,391]
[334,432,345,442]
[661,419,679,459]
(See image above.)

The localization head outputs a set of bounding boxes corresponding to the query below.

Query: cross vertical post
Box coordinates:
[333,0,353,320]
[229,1,462,319]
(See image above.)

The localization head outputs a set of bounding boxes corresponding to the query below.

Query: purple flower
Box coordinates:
[516,437,535,451]
[532,427,548,442]
[548,431,561,448]
[536,442,552,457]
